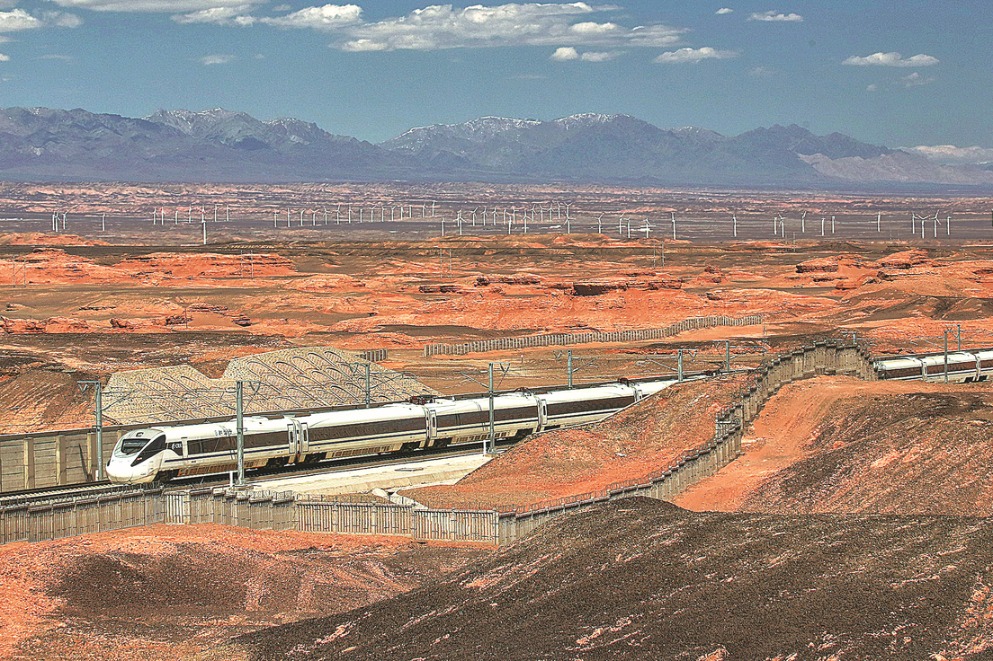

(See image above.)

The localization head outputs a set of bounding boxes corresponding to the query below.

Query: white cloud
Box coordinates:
[0,53,8,61]
[569,20,619,35]
[748,10,802,22]
[273,3,687,52]
[199,53,235,65]
[39,53,74,61]
[654,46,737,63]
[551,46,615,62]
[174,6,255,26]
[580,50,616,61]
[901,71,934,87]
[0,8,81,31]
[0,9,43,31]
[908,145,993,166]
[261,4,362,30]
[866,83,878,92]
[843,52,939,67]
[748,66,774,77]
[42,11,82,27]
[47,0,260,11]
[716,7,733,14]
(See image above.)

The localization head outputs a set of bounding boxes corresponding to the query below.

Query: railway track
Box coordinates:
[0,481,155,507]
[0,437,513,507]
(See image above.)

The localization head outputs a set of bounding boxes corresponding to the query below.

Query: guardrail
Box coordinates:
[423,315,763,356]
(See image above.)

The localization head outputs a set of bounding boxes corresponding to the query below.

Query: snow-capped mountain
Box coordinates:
[0,106,989,187]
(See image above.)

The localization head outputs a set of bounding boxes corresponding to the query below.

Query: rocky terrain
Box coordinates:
[1,185,993,658]
[234,498,993,660]
[1,525,486,660]
[1,228,993,432]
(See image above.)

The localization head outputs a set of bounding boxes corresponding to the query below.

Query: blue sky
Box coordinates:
[0,1,990,154]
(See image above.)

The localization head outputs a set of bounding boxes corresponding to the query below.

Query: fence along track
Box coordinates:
[0,340,875,547]
[424,315,763,357]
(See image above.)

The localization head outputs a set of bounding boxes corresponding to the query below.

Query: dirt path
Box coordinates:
[674,376,940,512]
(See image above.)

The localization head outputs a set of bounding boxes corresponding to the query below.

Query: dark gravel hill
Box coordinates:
[235,498,993,660]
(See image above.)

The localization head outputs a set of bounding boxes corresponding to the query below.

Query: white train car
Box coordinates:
[105,377,681,485]
[107,415,291,483]
[875,350,993,383]
[426,392,540,447]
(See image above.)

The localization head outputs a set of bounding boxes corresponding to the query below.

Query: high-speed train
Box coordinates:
[874,349,993,382]
[107,379,678,484]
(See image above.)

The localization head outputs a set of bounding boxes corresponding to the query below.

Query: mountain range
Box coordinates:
[0,107,989,189]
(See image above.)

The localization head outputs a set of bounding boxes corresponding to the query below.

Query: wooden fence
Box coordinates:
[0,487,165,544]
[423,314,763,356]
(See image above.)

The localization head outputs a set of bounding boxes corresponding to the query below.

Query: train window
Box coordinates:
[119,437,149,456]
[313,416,424,442]
[131,435,166,466]
[547,396,635,417]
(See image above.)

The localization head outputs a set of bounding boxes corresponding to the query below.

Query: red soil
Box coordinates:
[0,524,485,660]
[408,376,747,511]
[675,376,993,516]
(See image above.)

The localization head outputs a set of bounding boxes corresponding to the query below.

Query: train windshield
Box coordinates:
[118,433,155,456]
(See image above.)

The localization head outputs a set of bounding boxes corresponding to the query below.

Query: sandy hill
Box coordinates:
[408,375,746,511]
[677,376,993,516]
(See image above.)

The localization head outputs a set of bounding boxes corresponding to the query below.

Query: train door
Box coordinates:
[287,420,298,460]
[299,422,310,455]
[427,411,438,445]
[537,400,548,432]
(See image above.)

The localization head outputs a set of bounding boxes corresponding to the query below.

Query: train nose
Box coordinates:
[106,457,157,484]
[106,458,137,484]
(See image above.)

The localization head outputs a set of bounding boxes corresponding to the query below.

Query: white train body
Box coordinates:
[107,378,682,484]
[875,349,993,382]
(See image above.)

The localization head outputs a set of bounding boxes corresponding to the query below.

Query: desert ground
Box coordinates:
[3,183,993,658]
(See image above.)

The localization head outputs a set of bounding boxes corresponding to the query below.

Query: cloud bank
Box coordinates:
[843,52,939,67]
[654,46,737,64]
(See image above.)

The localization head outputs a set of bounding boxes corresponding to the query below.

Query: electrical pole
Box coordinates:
[677,349,684,382]
[567,349,573,388]
[488,363,495,455]
[236,380,245,486]
[957,324,962,351]
[725,340,731,373]
[79,380,104,481]
[365,363,371,408]
[943,330,949,383]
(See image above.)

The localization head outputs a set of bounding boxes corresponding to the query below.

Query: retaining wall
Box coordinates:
[423,315,763,357]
